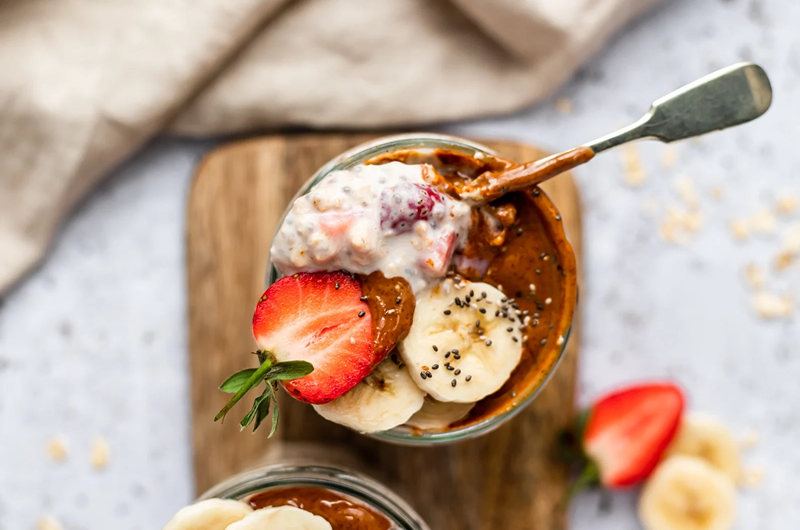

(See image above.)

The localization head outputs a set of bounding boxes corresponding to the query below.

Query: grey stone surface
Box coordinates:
[1,0,798,528]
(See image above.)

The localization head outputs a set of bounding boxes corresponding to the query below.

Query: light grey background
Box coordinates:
[1,0,798,528]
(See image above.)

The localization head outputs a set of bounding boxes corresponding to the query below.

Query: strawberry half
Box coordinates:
[252,271,375,405]
[582,382,685,488]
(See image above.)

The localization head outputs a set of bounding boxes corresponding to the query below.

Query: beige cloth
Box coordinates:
[0,0,658,293]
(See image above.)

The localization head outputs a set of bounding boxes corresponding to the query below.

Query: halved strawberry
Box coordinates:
[582,382,685,488]
[252,271,375,405]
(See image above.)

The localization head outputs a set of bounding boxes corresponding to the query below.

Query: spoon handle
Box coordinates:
[584,62,772,153]
[460,63,772,205]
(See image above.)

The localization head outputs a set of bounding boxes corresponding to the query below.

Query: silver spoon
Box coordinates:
[461,62,773,204]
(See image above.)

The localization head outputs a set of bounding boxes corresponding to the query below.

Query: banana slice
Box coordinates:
[314,358,425,433]
[226,506,331,530]
[666,413,741,481]
[398,280,522,402]
[162,499,252,530]
[639,456,736,530]
[406,396,475,430]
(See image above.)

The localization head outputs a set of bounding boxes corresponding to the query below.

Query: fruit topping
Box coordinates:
[398,280,522,403]
[380,183,445,233]
[215,271,379,434]
[582,382,685,488]
[253,272,376,404]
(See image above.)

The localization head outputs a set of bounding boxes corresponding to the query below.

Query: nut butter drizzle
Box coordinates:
[357,271,415,364]
[249,486,392,530]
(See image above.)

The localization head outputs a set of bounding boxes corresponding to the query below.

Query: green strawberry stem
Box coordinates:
[560,460,600,509]
[215,357,273,422]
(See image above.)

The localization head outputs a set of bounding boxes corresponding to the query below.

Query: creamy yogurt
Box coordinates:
[270,162,472,293]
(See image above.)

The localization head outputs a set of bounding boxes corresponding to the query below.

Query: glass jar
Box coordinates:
[266,133,577,445]
[200,463,430,530]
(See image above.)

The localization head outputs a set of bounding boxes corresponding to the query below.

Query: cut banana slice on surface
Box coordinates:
[666,413,741,481]
[314,358,425,433]
[406,396,475,430]
[639,456,736,530]
[162,499,252,530]
[226,506,332,530]
[398,280,522,403]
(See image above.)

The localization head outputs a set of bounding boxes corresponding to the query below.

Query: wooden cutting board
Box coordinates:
[187,134,583,530]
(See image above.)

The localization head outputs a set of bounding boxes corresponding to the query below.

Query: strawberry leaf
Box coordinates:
[219,369,258,393]
[267,385,279,437]
[266,361,314,381]
[215,353,313,436]
[215,357,274,422]
[240,391,267,430]
[243,387,272,431]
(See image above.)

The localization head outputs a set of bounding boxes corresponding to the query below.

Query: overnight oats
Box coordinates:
[163,464,428,530]
[214,134,577,443]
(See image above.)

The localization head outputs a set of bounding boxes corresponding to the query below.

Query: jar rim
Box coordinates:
[199,463,430,530]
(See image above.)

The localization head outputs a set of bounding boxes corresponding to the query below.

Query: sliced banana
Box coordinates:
[639,456,736,530]
[398,280,522,402]
[162,499,252,530]
[406,396,475,430]
[314,358,425,433]
[226,506,331,530]
[666,413,741,481]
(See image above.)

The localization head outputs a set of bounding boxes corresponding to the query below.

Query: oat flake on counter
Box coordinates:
[46,436,68,462]
[753,291,794,319]
[744,264,764,289]
[38,516,63,530]
[91,437,110,469]
[621,144,646,187]
[776,195,798,216]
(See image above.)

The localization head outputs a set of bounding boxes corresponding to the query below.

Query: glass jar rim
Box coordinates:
[265,133,577,444]
[200,463,430,530]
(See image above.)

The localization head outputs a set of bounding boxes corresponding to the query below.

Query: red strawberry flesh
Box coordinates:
[583,382,685,488]
[379,183,444,233]
[252,271,374,405]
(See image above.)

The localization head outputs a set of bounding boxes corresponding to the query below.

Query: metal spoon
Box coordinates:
[461,62,773,204]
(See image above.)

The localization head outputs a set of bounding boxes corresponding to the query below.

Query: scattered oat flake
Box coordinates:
[740,428,760,450]
[38,516,63,530]
[744,264,764,289]
[753,291,794,319]
[710,187,724,200]
[674,175,699,209]
[46,436,69,462]
[555,98,573,114]
[661,145,677,169]
[621,145,646,187]
[750,209,778,234]
[739,466,765,488]
[779,224,800,255]
[730,219,749,241]
[659,207,704,244]
[774,253,794,271]
[91,437,110,469]
[776,195,798,216]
